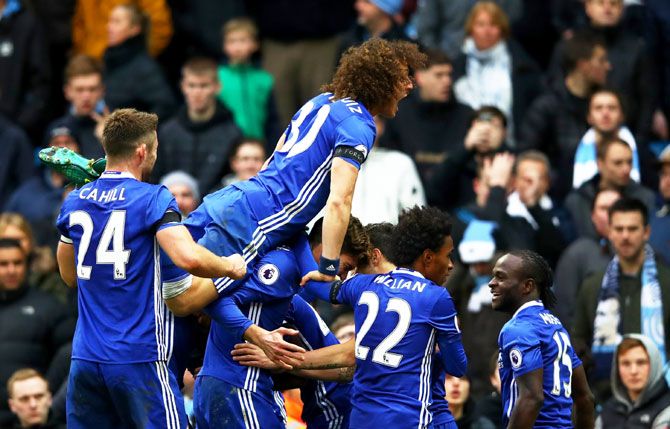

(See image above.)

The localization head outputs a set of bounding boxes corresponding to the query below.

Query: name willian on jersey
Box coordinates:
[373,274,428,292]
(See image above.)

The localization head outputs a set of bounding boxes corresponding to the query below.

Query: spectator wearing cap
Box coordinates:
[0,115,34,209]
[380,49,473,189]
[160,171,200,217]
[45,55,106,159]
[451,1,543,146]
[445,220,508,397]
[339,0,410,56]
[650,145,670,265]
[4,127,79,227]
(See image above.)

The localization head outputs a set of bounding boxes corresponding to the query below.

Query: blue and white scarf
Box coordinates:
[592,245,666,379]
[572,126,640,189]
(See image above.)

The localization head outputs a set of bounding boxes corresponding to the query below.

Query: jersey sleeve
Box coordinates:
[333,116,375,169]
[160,248,191,293]
[146,185,181,232]
[568,336,583,369]
[333,274,366,306]
[203,296,253,340]
[430,289,467,377]
[289,295,336,344]
[502,324,543,377]
[243,248,301,300]
[55,197,72,243]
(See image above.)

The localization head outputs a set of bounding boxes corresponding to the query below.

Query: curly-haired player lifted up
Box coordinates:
[44,38,426,299]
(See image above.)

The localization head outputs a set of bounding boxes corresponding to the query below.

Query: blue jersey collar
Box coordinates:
[512,300,543,319]
[100,171,136,179]
[391,267,425,279]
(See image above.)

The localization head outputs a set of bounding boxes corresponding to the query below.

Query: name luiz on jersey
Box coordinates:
[78,187,126,203]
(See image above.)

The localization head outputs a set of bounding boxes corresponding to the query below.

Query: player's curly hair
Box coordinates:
[391,206,452,267]
[342,216,372,268]
[507,250,556,309]
[322,38,427,114]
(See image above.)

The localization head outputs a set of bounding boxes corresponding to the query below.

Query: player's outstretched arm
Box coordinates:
[571,365,595,429]
[232,342,355,382]
[156,225,246,279]
[290,338,356,370]
[301,158,358,285]
[507,368,544,429]
[56,241,77,288]
[164,276,218,316]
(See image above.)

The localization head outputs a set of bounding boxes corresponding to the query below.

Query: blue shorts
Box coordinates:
[67,359,186,429]
[193,375,285,429]
[306,412,349,429]
[184,186,307,294]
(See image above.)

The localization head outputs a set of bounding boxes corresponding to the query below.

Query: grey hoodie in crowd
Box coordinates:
[597,334,670,429]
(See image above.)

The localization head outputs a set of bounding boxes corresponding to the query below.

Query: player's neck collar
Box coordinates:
[512,300,543,318]
[391,267,425,279]
[100,171,135,179]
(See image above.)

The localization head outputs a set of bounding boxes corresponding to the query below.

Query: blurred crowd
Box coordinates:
[1,0,670,427]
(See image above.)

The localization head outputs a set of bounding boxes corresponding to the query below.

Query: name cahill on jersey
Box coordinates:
[78,187,126,203]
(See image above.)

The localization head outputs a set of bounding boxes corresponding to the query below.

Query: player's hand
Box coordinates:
[300,270,336,286]
[231,343,282,371]
[224,253,247,279]
[246,326,305,370]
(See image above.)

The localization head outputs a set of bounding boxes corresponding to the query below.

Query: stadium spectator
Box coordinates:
[351,117,425,225]
[330,312,355,343]
[338,0,410,56]
[597,335,670,429]
[519,30,610,200]
[0,116,34,208]
[220,139,266,188]
[573,89,642,190]
[155,57,242,194]
[443,374,493,429]
[548,0,657,143]
[0,238,73,426]
[103,4,176,120]
[650,145,670,265]
[160,171,200,217]
[0,213,71,305]
[248,0,355,125]
[380,48,473,186]
[71,0,173,59]
[452,1,543,146]
[573,198,670,402]
[446,220,507,397]
[565,138,656,240]
[5,126,79,227]
[0,0,51,137]
[46,55,106,159]
[428,106,510,212]
[218,18,279,143]
[473,352,504,429]
[6,368,63,428]
[554,187,620,327]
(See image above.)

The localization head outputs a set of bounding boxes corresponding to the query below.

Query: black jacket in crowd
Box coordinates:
[451,39,545,145]
[518,80,591,200]
[0,4,50,135]
[155,101,242,194]
[0,115,35,209]
[564,174,657,240]
[0,285,74,426]
[379,91,474,186]
[548,24,657,144]
[103,35,177,121]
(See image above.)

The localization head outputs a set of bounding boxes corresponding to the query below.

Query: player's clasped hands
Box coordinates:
[245,327,306,371]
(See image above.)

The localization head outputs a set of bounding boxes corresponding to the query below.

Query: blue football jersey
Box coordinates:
[231,92,375,234]
[285,295,352,428]
[55,171,181,363]
[335,268,466,429]
[429,358,456,427]
[198,247,301,394]
[498,301,582,428]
